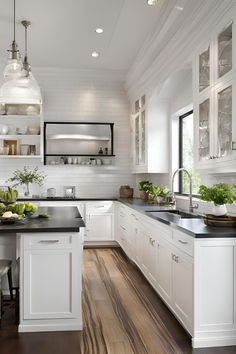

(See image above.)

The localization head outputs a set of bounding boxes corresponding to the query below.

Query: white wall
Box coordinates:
[0,68,134,198]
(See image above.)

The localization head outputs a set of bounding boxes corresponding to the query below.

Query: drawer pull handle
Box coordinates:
[39,240,59,244]
[94,206,105,208]
[121,226,126,231]
[178,240,188,245]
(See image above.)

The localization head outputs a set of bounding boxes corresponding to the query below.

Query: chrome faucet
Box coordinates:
[171,168,199,213]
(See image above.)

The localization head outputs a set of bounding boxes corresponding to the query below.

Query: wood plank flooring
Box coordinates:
[0,248,236,354]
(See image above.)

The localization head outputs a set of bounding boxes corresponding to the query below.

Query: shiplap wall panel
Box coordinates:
[0,68,134,198]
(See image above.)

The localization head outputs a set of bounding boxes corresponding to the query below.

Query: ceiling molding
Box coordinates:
[125,0,236,101]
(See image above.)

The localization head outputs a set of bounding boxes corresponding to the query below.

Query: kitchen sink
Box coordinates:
[146,210,202,219]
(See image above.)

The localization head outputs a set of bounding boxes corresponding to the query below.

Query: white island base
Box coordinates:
[18,231,83,333]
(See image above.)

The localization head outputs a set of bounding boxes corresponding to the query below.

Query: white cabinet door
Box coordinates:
[139,223,157,287]
[22,234,81,321]
[156,239,172,304]
[86,214,113,241]
[172,248,193,331]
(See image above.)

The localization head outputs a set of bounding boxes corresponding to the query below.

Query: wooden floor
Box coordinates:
[0,248,236,354]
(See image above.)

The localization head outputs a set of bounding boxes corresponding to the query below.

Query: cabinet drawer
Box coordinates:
[86,201,114,214]
[172,231,194,256]
[23,233,73,250]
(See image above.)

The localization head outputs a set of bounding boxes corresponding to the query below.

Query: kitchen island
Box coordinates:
[0,207,85,333]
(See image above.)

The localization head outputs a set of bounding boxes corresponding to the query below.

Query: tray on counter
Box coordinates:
[204,214,236,227]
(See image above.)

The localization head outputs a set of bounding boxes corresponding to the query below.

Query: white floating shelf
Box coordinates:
[0,115,40,119]
[0,155,42,159]
[0,134,41,139]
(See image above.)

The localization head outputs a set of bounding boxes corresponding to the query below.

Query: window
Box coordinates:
[179,110,200,195]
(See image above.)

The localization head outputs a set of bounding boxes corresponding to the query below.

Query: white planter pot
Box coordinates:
[212,204,227,216]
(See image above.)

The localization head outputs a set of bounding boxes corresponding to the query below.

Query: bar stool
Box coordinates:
[0,259,12,324]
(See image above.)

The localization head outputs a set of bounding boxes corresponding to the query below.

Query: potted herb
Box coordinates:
[147,185,170,204]
[8,167,46,196]
[138,181,152,201]
[198,183,236,216]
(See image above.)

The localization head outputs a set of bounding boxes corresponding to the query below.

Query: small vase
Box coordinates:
[212,204,227,216]
[140,190,148,201]
[24,183,30,197]
[156,196,164,204]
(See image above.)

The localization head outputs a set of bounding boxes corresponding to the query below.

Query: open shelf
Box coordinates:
[0,134,40,139]
[0,155,42,159]
[44,122,115,166]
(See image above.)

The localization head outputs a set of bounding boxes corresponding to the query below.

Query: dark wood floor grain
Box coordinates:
[0,248,236,354]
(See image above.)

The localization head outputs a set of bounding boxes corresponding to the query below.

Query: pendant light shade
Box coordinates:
[0,1,42,104]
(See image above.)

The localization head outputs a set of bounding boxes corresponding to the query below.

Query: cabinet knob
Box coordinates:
[151,239,155,246]
[175,256,179,263]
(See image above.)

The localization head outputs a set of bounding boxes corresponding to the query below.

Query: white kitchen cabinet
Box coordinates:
[156,238,172,304]
[171,246,193,333]
[85,214,113,241]
[19,232,83,332]
[131,94,168,173]
[115,202,236,348]
[85,201,114,242]
[194,18,236,171]
[139,222,158,287]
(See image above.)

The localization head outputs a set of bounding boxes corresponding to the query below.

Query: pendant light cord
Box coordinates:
[25,24,27,57]
[13,0,16,42]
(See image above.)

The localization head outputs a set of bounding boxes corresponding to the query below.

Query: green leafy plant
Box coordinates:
[138,181,152,192]
[148,185,170,199]
[198,183,236,205]
[7,167,46,196]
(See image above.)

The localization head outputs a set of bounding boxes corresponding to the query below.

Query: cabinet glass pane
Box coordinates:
[218,23,232,78]
[218,85,232,157]
[199,99,210,161]
[199,46,210,92]
[135,116,139,165]
[140,111,145,164]
[135,100,140,114]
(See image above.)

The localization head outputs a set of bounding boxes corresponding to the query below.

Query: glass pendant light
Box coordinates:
[0,0,42,104]
[12,20,42,104]
[0,0,25,104]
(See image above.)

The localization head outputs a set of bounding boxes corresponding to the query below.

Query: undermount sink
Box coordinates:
[146,210,202,219]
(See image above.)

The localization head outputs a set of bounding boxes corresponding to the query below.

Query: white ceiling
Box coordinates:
[0,0,177,73]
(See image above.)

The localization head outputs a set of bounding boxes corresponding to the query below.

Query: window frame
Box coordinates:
[178,109,194,195]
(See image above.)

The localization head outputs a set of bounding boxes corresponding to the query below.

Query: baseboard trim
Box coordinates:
[18,323,83,333]
[192,335,236,348]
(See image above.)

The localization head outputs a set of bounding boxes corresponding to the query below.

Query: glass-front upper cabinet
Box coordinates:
[199,46,210,92]
[134,115,140,165]
[218,23,232,79]
[198,98,210,161]
[217,84,232,158]
[132,95,146,169]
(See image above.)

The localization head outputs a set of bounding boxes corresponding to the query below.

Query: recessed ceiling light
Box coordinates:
[147,0,158,5]
[95,28,104,34]
[91,51,100,58]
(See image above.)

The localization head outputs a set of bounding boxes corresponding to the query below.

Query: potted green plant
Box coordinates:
[147,185,170,204]
[198,183,236,216]
[7,167,46,196]
[138,181,152,201]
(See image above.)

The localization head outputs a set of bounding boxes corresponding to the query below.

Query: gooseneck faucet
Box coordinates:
[171,168,199,213]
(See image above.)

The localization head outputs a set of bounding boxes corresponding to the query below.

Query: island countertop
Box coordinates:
[0,207,85,234]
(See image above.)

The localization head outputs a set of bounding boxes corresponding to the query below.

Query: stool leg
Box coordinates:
[0,278,2,324]
[7,268,13,300]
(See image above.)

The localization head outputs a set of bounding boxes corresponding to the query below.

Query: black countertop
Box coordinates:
[118,198,236,238]
[17,197,117,201]
[0,207,85,234]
